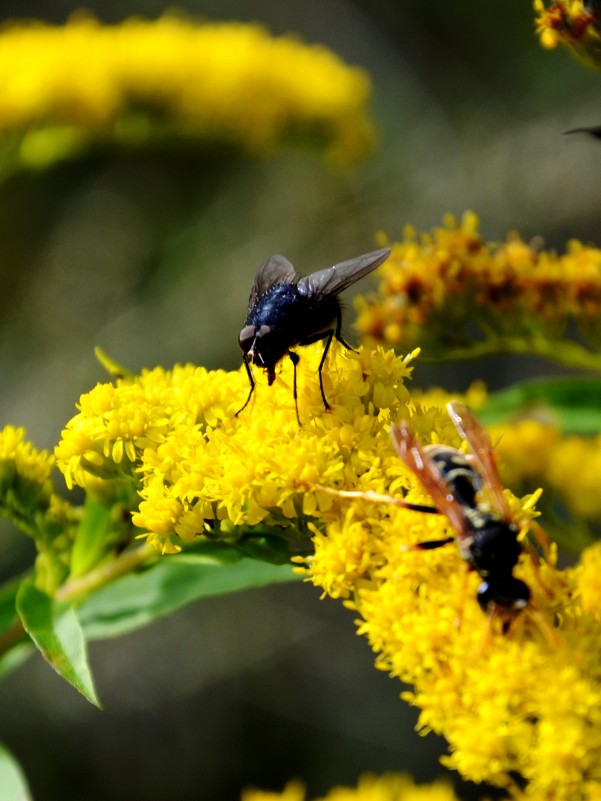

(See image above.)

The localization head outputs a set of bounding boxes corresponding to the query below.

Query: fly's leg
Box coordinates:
[235,356,255,417]
[334,304,356,352]
[289,351,301,426]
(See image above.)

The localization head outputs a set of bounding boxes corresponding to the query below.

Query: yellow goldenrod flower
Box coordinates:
[490,418,560,488]
[308,495,600,798]
[0,14,374,173]
[0,424,54,492]
[545,432,601,518]
[534,1,601,69]
[487,418,601,527]
[55,346,601,798]
[299,460,601,799]
[576,541,601,615]
[355,212,601,370]
[242,775,460,801]
[56,345,417,553]
[242,781,306,801]
[0,425,80,592]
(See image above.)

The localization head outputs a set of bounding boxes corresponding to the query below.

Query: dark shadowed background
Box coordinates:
[0,2,598,799]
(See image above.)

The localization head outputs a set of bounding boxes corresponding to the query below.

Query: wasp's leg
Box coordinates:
[294,481,440,516]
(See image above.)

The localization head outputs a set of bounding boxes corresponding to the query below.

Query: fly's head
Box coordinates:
[239,323,289,382]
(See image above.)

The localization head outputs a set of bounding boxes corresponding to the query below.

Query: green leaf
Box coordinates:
[0,742,32,801]
[0,643,33,682]
[78,546,299,640]
[70,496,114,578]
[16,580,100,707]
[481,376,601,434]
[0,573,32,681]
[0,574,24,637]
[94,346,133,379]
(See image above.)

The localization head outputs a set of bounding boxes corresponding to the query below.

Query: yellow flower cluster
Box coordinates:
[304,480,601,798]
[55,346,601,798]
[576,541,601,615]
[55,345,416,554]
[0,425,54,491]
[534,1,601,69]
[242,775,460,801]
[0,15,373,169]
[354,212,601,366]
[491,417,601,522]
[0,425,78,591]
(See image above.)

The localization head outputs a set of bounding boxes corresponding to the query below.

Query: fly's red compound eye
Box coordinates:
[238,325,256,353]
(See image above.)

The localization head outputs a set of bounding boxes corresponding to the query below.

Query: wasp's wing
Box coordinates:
[297,248,390,299]
[248,255,297,310]
[447,401,512,521]
[390,422,469,537]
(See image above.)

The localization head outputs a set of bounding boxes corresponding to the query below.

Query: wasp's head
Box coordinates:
[477,576,530,614]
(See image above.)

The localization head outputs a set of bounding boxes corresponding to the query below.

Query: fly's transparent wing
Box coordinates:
[297,248,390,299]
[446,401,512,521]
[248,255,297,310]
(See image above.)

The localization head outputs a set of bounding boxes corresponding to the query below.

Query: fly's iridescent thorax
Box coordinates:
[239,282,341,370]
[246,283,305,332]
[424,444,481,507]
[239,284,305,369]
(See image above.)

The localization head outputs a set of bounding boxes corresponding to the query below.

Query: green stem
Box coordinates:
[56,541,156,602]
[424,336,601,372]
[0,542,157,660]
[0,618,28,657]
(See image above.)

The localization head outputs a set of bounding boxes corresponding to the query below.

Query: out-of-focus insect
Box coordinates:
[236,248,390,423]
[299,402,554,627]
[564,125,601,139]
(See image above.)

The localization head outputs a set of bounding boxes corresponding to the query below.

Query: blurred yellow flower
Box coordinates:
[0,424,54,489]
[488,418,601,524]
[242,775,460,801]
[0,14,374,171]
[576,541,601,615]
[242,781,306,801]
[355,212,601,369]
[535,1,601,69]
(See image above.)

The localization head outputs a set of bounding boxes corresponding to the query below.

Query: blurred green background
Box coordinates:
[0,1,600,799]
